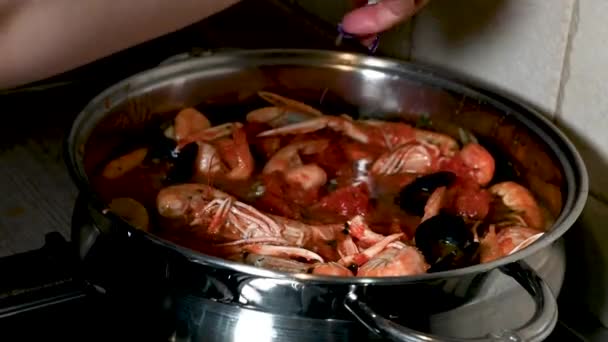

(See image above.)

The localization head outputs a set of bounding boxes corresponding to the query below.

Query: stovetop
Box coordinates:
[0,1,605,340]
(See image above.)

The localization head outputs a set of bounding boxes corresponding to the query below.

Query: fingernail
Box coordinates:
[337,23,356,39]
[368,35,380,53]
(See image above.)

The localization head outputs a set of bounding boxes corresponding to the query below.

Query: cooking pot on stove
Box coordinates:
[64,49,588,342]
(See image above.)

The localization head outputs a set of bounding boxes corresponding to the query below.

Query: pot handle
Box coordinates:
[344,260,558,342]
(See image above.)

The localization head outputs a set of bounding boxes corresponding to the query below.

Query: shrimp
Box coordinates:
[263,139,329,174]
[213,126,255,180]
[421,187,447,222]
[263,139,330,191]
[156,183,282,238]
[190,125,255,181]
[246,91,323,127]
[421,181,491,222]
[173,107,211,141]
[459,143,495,186]
[357,246,429,277]
[269,215,352,261]
[371,141,441,176]
[489,181,545,230]
[284,164,328,191]
[195,143,224,176]
[257,116,370,144]
[414,129,460,157]
[157,184,356,261]
[102,148,148,179]
[479,225,544,263]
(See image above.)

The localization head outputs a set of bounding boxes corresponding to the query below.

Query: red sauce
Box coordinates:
[88,110,530,266]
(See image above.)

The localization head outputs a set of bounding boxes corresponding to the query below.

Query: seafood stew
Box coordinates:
[90,91,553,278]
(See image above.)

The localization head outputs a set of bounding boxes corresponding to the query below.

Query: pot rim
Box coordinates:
[65,48,589,285]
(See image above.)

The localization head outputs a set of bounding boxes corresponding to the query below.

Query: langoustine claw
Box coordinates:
[242,245,325,263]
[246,91,323,127]
[242,253,354,276]
[257,116,370,144]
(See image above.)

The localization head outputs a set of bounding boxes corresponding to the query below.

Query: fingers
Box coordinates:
[342,0,430,36]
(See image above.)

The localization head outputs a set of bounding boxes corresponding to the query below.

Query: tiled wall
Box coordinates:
[295,0,608,326]
[411,0,608,327]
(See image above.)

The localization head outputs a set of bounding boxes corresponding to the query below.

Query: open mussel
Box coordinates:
[414,212,479,272]
[395,171,456,216]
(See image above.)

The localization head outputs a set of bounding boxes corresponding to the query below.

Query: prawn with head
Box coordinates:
[156,184,428,277]
[246,91,324,128]
[166,108,255,182]
[156,183,363,262]
[257,115,421,150]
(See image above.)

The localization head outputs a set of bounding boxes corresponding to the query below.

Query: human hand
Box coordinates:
[341,0,430,36]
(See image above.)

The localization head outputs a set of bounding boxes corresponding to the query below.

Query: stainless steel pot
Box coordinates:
[65,49,588,342]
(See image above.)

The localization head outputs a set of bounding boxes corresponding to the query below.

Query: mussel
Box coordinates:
[147,134,198,184]
[395,171,456,216]
[414,212,479,272]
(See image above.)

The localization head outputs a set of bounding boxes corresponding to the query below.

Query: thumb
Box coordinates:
[342,0,429,36]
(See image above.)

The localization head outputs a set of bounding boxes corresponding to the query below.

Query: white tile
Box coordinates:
[557,0,608,201]
[561,196,608,327]
[410,0,575,116]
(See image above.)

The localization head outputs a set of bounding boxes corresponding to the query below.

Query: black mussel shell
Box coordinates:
[166,142,198,184]
[147,135,180,161]
[415,212,477,268]
[395,171,457,216]
[428,242,480,273]
[144,128,199,184]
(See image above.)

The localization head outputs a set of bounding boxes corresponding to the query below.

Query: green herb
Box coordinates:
[458,127,479,145]
[415,114,433,129]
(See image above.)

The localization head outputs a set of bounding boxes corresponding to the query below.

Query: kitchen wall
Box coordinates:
[295,0,608,327]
